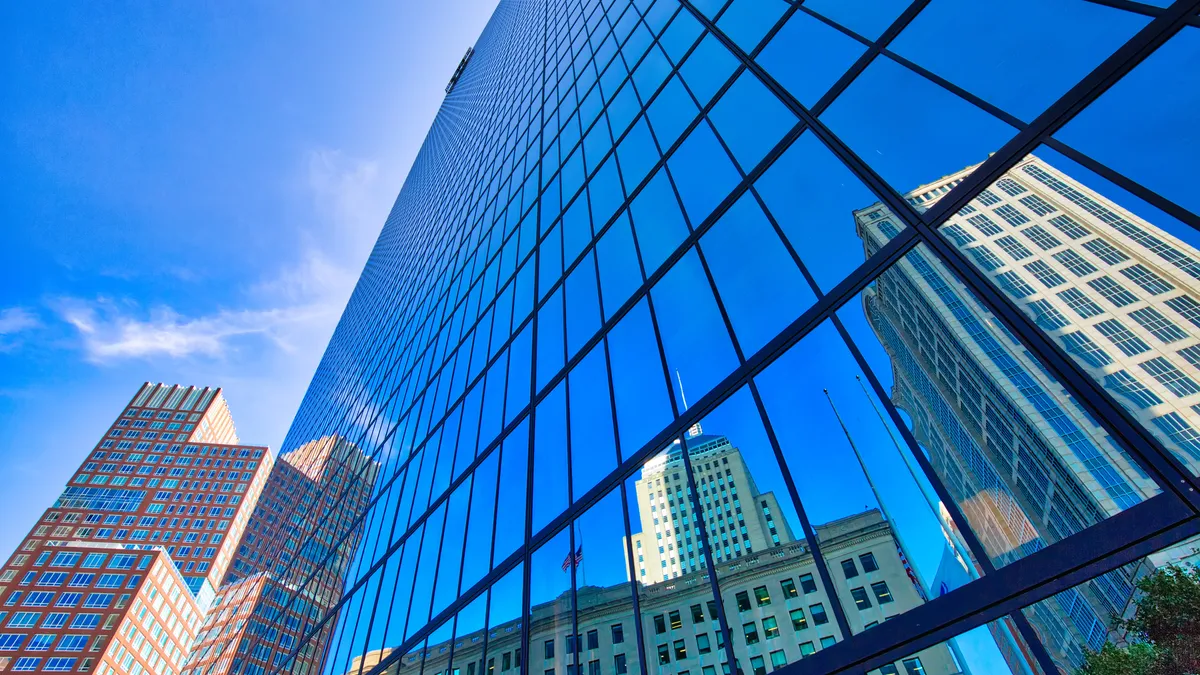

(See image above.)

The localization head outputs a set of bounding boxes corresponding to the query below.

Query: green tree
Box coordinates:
[1075,563,1200,675]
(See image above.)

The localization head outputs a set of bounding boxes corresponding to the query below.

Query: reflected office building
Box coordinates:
[235,2,1200,675]
[182,437,379,675]
[856,154,1200,671]
[377,431,956,675]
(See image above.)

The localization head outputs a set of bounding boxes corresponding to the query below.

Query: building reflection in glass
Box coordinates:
[365,428,959,675]
[852,153,1200,672]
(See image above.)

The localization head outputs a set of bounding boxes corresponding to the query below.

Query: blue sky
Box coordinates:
[0,1,498,556]
[3,1,1198,672]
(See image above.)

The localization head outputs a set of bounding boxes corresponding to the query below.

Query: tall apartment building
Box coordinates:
[230,1,1200,675]
[0,383,272,674]
[855,154,1200,671]
[629,430,796,584]
[181,437,378,675]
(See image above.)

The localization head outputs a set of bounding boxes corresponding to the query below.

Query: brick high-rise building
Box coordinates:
[0,383,272,674]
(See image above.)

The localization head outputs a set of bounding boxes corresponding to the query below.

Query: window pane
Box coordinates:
[754,318,974,639]
[838,242,1162,577]
[754,131,902,291]
[1055,27,1200,217]
[889,0,1147,122]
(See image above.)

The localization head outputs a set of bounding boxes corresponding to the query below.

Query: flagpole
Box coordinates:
[846,380,982,675]
[854,377,979,582]
[824,388,929,599]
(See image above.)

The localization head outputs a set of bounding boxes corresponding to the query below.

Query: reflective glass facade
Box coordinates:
[238,2,1200,675]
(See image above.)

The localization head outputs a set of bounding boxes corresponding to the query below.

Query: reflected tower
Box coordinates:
[856,155,1200,671]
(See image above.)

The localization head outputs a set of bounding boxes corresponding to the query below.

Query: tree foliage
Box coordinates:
[1075,563,1200,675]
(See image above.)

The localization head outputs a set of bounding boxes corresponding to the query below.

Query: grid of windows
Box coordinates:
[1081,239,1129,266]
[1140,358,1200,398]
[1052,250,1098,278]
[1088,277,1139,308]
[1120,264,1175,295]
[1128,307,1188,343]
[1095,319,1151,357]
[246,5,1200,675]
[1020,195,1056,217]
[994,204,1031,227]
[1057,288,1104,319]
[995,235,1033,261]
[1024,260,1066,289]
[1021,225,1062,251]
[1165,295,1200,329]
[1105,370,1163,409]
[1046,214,1088,240]
[967,214,1002,236]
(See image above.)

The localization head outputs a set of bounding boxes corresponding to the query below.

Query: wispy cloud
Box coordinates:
[0,308,40,352]
[53,298,338,362]
[0,308,39,335]
[52,147,393,366]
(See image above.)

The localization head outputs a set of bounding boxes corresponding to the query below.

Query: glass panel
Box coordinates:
[528,526,574,675]
[820,55,1016,197]
[869,616,1047,675]
[837,243,1163,577]
[680,385,849,668]
[889,0,1147,122]
[1021,543,1200,674]
[698,192,817,355]
[533,382,570,535]
[802,0,912,41]
[707,70,799,174]
[563,489,642,675]
[626,442,732,675]
[569,341,620,498]
[754,318,969,642]
[1055,27,1200,217]
[940,148,1200,477]
[607,298,676,459]
[756,9,868,109]
[716,0,789,55]
[651,248,740,403]
[754,130,900,292]
[485,564,525,675]
[447,594,489,675]
[494,423,530,567]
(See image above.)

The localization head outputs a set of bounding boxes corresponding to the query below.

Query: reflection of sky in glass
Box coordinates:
[291,2,1200,675]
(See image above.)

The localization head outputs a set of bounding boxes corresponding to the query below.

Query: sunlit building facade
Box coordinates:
[0,384,271,674]
[231,2,1200,675]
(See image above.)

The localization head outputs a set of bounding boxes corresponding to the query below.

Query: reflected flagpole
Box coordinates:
[854,376,979,582]
[848,379,981,675]
[825,387,927,602]
[824,389,886,518]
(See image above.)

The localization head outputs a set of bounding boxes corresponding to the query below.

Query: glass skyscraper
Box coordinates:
[225,2,1200,675]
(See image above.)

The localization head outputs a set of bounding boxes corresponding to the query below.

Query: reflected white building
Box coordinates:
[628,429,797,584]
[856,155,1200,672]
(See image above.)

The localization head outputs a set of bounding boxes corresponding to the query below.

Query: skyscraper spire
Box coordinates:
[677,369,703,438]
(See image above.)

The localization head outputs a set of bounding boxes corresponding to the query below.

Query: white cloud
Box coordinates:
[54,298,338,362]
[53,148,393,366]
[0,308,39,335]
[0,307,40,352]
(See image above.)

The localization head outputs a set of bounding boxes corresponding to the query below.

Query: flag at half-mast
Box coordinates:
[896,543,927,601]
[561,545,583,572]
